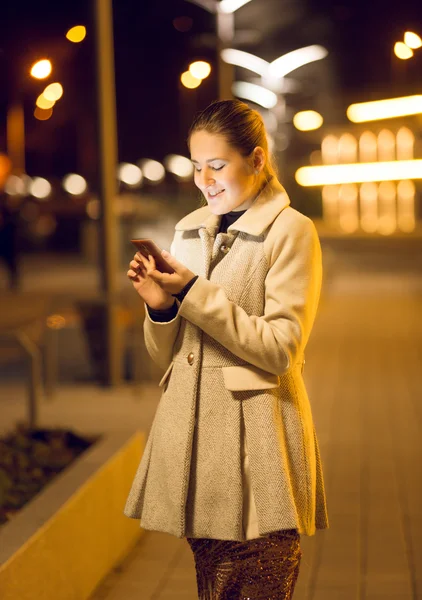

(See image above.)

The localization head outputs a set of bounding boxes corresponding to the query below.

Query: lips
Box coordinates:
[207,189,225,199]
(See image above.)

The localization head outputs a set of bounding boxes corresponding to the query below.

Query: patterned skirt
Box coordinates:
[187,529,301,600]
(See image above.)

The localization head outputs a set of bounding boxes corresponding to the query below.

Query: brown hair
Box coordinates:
[187,99,278,182]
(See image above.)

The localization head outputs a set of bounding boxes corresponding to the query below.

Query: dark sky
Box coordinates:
[1,0,422,180]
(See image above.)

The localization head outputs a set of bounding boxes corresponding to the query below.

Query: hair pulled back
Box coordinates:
[187,99,278,182]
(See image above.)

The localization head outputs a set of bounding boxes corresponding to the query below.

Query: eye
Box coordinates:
[212,165,224,171]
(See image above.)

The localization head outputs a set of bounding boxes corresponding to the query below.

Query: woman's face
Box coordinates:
[190,130,264,215]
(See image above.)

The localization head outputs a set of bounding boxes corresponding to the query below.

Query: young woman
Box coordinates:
[125,99,329,599]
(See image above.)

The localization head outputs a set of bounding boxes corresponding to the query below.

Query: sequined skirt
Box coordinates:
[187,529,301,600]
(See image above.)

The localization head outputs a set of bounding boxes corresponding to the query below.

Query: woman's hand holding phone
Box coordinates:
[127,248,197,309]
[127,253,175,310]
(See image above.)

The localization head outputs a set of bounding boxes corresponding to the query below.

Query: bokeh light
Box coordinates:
[66,25,86,43]
[181,71,201,89]
[394,42,413,60]
[173,16,193,32]
[164,155,194,180]
[138,159,165,183]
[34,106,53,121]
[293,110,323,131]
[404,31,422,49]
[63,174,88,196]
[189,61,211,80]
[5,175,26,196]
[86,199,100,219]
[43,83,63,101]
[118,163,143,186]
[36,95,55,110]
[29,177,52,199]
[30,59,52,79]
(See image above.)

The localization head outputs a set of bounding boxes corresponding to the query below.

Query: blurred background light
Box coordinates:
[66,25,86,43]
[118,163,143,186]
[34,106,53,121]
[377,129,395,162]
[321,135,339,164]
[232,81,277,108]
[221,49,269,76]
[219,0,252,14]
[31,214,57,237]
[29,177,52,199]
[138,159,165,183]
[36,94,55,110]
[404,31,422,49]
[338,133,357,163]
[181,71,201,89]
[359,131,377,162]
[30,59,52,79]
[397,180,416,232]
[172,16,193,32]
[164,154,193,180]
[396,127,414,160]
[347,95,422,122]
[293,110,323,131]
[189,61,211,80]
[63,173,88,195]
[394,42,413,59]
[86,199,100,219]
[268,45,328,78]
[359,182,379,233]
[296,160,422,186]
[43,83,63,101]
[5,175,26,196]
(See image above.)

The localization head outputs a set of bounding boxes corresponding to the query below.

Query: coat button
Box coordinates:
[187,352,194,365]
[220,245,230,254]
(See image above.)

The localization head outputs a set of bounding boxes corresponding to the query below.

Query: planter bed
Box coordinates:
[0,429,145,600]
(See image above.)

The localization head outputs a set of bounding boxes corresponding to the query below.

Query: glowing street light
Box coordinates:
[66,25,86,43]
[394,42,413,60]
[232,82,277,108]
[219,0,252,13]
[138,159,165,183]
[164,154,193,180]
[34,107,53,121]
[63,174,88,195]
[293,110,323,131]
[36,94,55,110]
[404,31,422,49]
[43,83,63,101]
[30,59,52,80]
[185,0,254,99]
[181,71,202,89]
[189,61,211,79]
[118,163,143,186]
[347,95,422,122]
[295,160,422,186]
[29,177,52,199]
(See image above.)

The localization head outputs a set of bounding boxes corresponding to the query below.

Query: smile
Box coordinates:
[208,189,225,199]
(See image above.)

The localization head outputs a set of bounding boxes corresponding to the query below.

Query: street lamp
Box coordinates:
[185,0,253,99]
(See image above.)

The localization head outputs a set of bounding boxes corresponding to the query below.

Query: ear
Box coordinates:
[252,147,266,173]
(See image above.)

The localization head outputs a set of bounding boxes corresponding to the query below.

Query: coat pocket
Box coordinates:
[158,361,175,388]
[222,365,280,391]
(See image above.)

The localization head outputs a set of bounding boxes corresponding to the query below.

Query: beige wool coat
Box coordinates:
[124,177,329,541]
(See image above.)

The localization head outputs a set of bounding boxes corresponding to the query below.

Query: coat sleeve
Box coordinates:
[177,216,322,375]
[143,238,182,370]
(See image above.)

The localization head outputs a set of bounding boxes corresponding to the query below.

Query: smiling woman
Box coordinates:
[125,99,328,600]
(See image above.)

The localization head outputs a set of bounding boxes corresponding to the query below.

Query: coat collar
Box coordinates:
[174,178,291,237]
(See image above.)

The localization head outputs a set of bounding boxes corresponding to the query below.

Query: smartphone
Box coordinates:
[130,238,175,274]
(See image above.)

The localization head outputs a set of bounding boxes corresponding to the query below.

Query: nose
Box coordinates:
[197,167,215,189]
